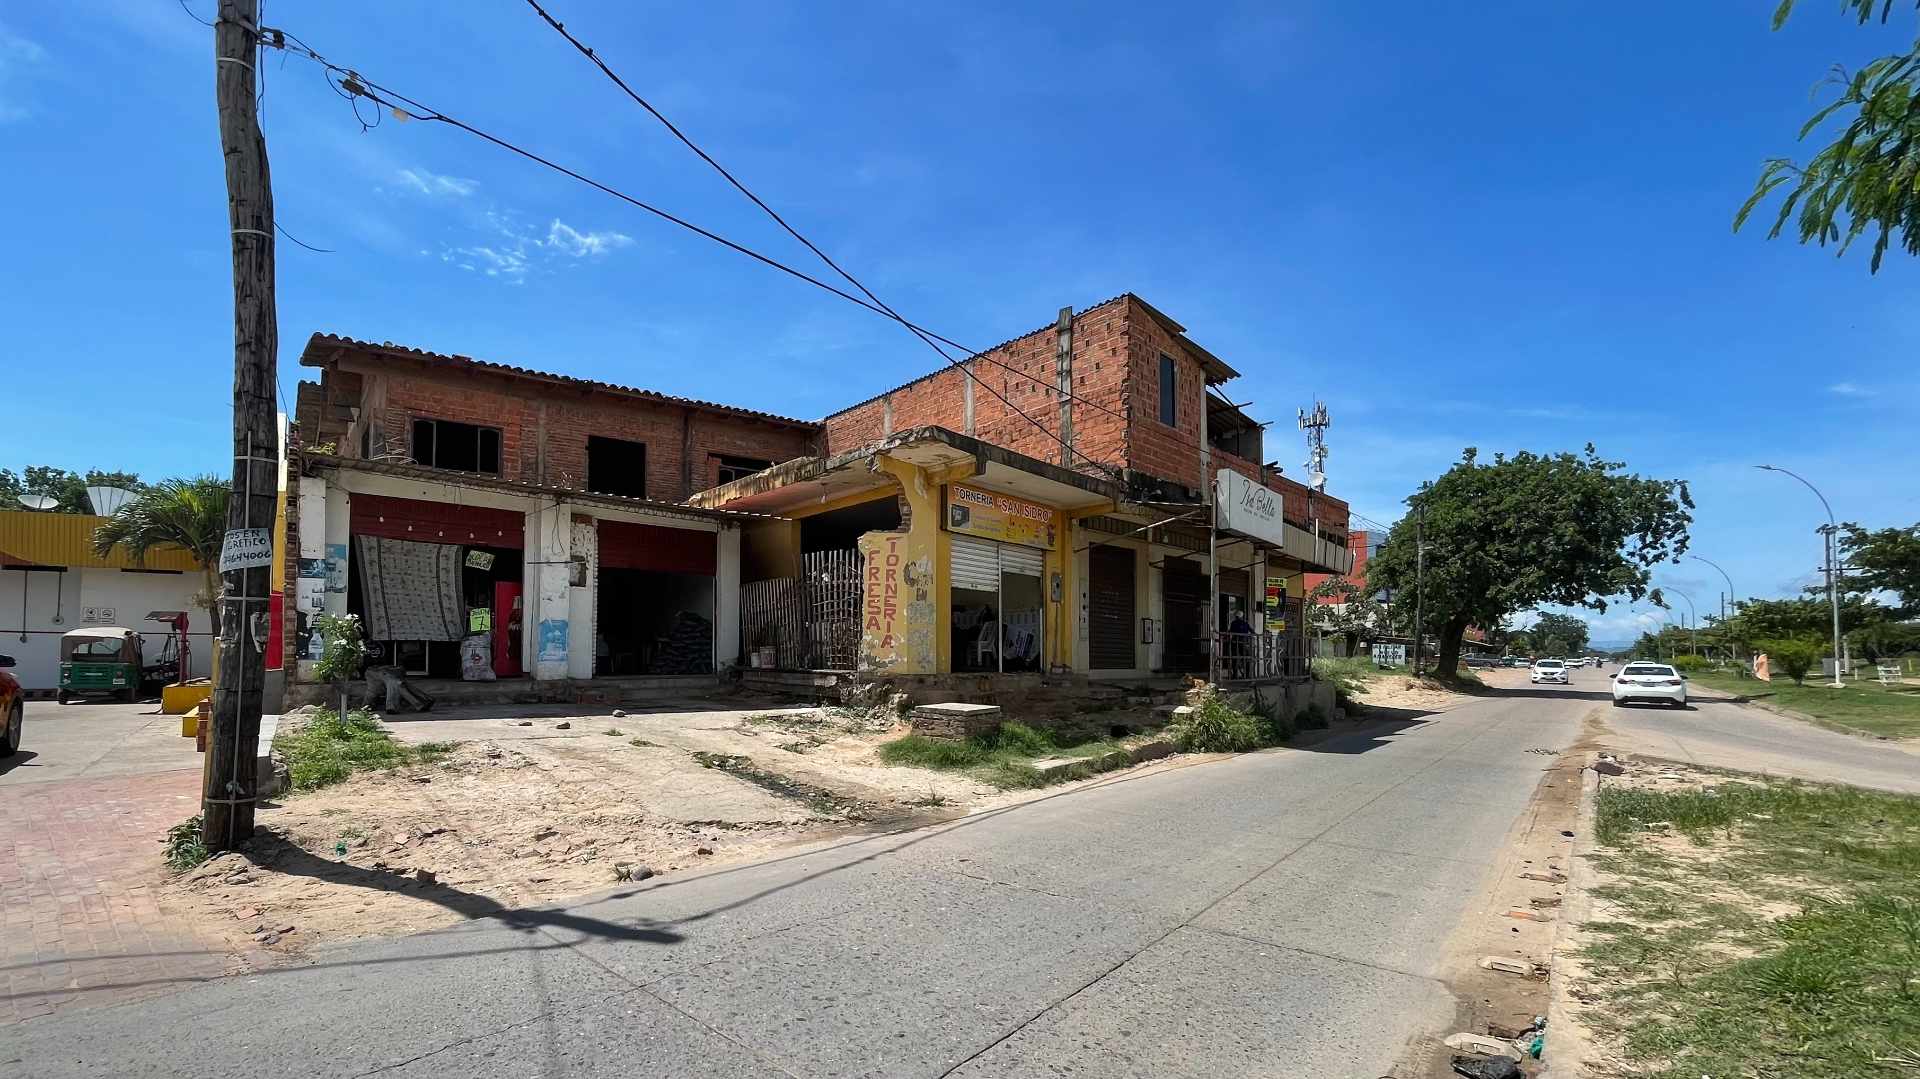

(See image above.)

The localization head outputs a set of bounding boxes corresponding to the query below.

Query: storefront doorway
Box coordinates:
[1161,556,1207,673]
[595,520,717,676]
[1087,545,1136,671]
[348,495,528,680]
[949,535,1045,673]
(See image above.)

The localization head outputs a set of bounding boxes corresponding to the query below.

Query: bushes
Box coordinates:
[1756,637,1825,685]
[1669,653,1712,673]
[1170,685,1265,753]
[1312,655,1373,698]
[278,708,432,791]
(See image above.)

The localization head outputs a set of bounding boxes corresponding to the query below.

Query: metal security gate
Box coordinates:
[1088,545,1136,670]
[739,548,862,671]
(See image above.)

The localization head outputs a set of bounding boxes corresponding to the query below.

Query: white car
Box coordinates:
[1566,657,1588,668]
[1611,662,1688,708]
[1530,658,1569,684]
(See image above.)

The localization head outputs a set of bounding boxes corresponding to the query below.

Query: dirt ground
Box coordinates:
[158,698,1168,964]
[1354,671,1478,714]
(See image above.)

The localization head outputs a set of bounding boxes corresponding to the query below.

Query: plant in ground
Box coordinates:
[278,708,435,791]
[1757,636,1825,685]
[1169,685,1263,753]
[163,814,212,872]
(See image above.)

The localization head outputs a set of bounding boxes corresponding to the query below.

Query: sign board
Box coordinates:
[218,527,275,572]
[1264,576,1284,612]
[81,606,117,625]
[1371,642,1408,668]
[465,550,496,571]
[944,484,1056,550]
[1215,471,1286,548]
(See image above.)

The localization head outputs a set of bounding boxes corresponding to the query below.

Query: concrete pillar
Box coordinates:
[567,517,597,680]
[528,504,573,681]
[715,525,741,671]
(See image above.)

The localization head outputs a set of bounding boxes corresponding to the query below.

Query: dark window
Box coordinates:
[411,418,501,475]
[587,436,649,498]
[1158,354,1178,426]
[715,454,774,486]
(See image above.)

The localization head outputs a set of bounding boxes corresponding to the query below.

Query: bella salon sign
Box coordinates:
[1213,470,1285,547]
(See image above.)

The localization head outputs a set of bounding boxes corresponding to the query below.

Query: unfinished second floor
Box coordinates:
[821,293,1348,540]
[294,334,823,503]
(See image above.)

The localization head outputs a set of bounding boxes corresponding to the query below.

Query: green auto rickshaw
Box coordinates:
[57,627,149,704]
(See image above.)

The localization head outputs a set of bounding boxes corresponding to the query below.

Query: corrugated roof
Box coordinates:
[301,333,824,431]
[0,512,203,572]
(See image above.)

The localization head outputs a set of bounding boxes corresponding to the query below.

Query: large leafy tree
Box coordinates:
[1736,0,1920,271]
[1837,521,1920,614]
[92,477,229,634]
[1528,611,1592,656]
[1368,446,1692,678]
[0,466,144,514]
[1308,576,1386,657]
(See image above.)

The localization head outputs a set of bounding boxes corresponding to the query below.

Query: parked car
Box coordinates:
[1463,654,1498,669]
[1504,656,1530,668]
[0,653,21,757]
[1530,658,1569,684]
[1611,662,1688,708]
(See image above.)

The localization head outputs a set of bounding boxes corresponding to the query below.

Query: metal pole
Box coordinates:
[1756,466,1843,687]
[1413,500,1425,676]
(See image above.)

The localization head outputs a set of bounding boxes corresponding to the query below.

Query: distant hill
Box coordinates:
[1589,640,1637,654]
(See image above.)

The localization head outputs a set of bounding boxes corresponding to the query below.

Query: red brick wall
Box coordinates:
[822,298,1132,474]
[1123,298,1211,491]
[352,357,817,501]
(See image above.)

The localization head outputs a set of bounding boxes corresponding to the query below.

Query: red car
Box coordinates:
[0,653,21,756]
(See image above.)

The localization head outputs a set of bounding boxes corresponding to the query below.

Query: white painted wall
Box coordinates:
[566,517,597,680]
[715,526,741,671]
[1,567,212,690]
[529,504,572,680]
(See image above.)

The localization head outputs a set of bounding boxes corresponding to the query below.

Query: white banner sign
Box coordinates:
[1214,470,1286,547]
[218,527,275,572]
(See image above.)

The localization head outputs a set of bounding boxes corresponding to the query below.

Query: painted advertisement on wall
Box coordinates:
[944,484,1056,550]
[857,530,935,674]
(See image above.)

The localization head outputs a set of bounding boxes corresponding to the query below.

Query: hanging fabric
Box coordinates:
[355,536,466,642]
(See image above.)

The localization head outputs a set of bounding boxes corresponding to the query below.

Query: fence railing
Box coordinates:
[739,548,862,672]
[1214,630,1311,682]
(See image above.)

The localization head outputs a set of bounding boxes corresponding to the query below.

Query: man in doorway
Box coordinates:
[364,664,436,713]
[1228,610,1254,679]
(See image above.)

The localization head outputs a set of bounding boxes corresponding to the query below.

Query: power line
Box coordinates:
[522,0,1134,432]
[255,27,1126,483]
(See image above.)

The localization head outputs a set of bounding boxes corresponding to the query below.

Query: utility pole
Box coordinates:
[1413,493,1426,676]
[1756,465,1843,687]
[207,0,278,851]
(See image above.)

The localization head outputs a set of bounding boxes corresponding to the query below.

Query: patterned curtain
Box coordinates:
[355,536,466,642]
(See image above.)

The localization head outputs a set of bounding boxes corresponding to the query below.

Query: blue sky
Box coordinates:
[3,1,1916,643]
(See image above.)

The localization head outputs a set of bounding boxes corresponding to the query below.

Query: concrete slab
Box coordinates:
[2,700,201,787]
[948,925,1452,1079]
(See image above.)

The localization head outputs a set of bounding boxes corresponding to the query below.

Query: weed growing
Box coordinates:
[163,815,211,872]
[1169,684,1264,753]
[1579,773,1920,1077]
[878,722,1117,789]
[278,709,447,792]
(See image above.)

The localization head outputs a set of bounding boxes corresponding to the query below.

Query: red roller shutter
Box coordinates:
[350,494,526,549]
[597,520,715,575]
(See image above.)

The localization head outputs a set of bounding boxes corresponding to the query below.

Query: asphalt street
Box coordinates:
[9,684,1600,1079]
[7,670,1911,1077]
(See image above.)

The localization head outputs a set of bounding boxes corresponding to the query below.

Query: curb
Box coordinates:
[1539,756,1600,1078]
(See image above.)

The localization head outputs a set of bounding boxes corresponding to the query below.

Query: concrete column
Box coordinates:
[567,517,597,680]
[715,525,741,671]
[528,504,573,681]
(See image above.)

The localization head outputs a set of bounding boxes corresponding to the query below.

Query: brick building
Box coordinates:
[699,294,1355,685]
[282,334,819,700]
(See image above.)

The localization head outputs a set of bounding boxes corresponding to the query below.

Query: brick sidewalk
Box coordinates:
[0,769,239,1025]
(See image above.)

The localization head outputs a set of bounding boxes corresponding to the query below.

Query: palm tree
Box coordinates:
[92,476,229,635]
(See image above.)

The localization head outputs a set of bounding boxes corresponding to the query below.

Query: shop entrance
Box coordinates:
[1087,545,1136,671]
[595,519,718,677]
[1161,556,1207,673]
[348,495,528,680]
[950,535,1045,673]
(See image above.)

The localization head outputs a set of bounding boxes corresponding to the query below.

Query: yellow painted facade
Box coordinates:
[0,511,202,571]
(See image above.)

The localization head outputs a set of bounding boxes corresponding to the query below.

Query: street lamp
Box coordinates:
[1689,554,1738,660]
[1664,586,1699,656]
[1755,465,1844,687]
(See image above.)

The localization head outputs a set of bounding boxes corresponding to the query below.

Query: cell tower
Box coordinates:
[1298,400,1330,491]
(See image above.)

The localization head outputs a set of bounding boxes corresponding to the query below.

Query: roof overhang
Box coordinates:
[689,426,1123,517]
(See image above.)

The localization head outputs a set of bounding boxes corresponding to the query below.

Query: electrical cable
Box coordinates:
[255,28,1128,483]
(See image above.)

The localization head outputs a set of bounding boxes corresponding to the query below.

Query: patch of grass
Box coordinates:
[1692,670,1920,739]
[689,751,867,818]
[163,815,211,872]
[878,722,1119,789]
[603,727,624,736]
[1312,655,1375,697]
[628,737,658,748]
[1580,774,1920,1077]
[278,708,443,792]
[1169,692,1263,753]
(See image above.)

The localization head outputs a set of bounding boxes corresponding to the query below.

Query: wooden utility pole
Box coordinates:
[207,0,278,851]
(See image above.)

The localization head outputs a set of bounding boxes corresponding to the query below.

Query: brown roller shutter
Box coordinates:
[597,520,716,575]
[1218,567,1250,599]
[1088,545,1135,671]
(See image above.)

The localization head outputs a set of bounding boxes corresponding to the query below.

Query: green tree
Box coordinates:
[1758,636,1825,685]
[1529,611,1591,655]
[0,466,144,514]
[1736,1,1920,272]
[1368,445,1692,678]
[1837,521,1920,614]
[1307,576,1384,657]
[91,477,229,634]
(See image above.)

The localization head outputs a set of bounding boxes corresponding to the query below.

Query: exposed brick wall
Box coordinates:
[1123,298,1212,492]
[338,353,818,502]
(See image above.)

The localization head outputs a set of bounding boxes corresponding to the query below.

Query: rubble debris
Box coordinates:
[1451,1054,1522,1079]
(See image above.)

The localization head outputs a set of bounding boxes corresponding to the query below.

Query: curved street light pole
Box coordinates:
[1689,554,1738,660]
[1755,465,1844,687]
[1665,586,1699,656]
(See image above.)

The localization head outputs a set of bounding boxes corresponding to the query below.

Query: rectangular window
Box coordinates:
[411,418,501,475]
[715,454,774,486]
[1158,353,1178,426]
[587,436,649,498]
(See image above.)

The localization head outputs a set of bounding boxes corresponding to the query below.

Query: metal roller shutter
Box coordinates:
[1088,545,1136,670]
[950,535,1001,591]
[998,544,1044,578]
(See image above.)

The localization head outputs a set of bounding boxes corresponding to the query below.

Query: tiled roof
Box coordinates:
[301,333,823,430]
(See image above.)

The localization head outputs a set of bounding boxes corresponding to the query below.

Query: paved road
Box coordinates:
[10,685,1597,1078]
[1,700,200,787]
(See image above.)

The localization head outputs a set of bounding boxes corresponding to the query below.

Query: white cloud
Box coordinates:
[1827,381,1867,397]
[544,219,633,257]
[0,23,47,123]
[396,167,478,198]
